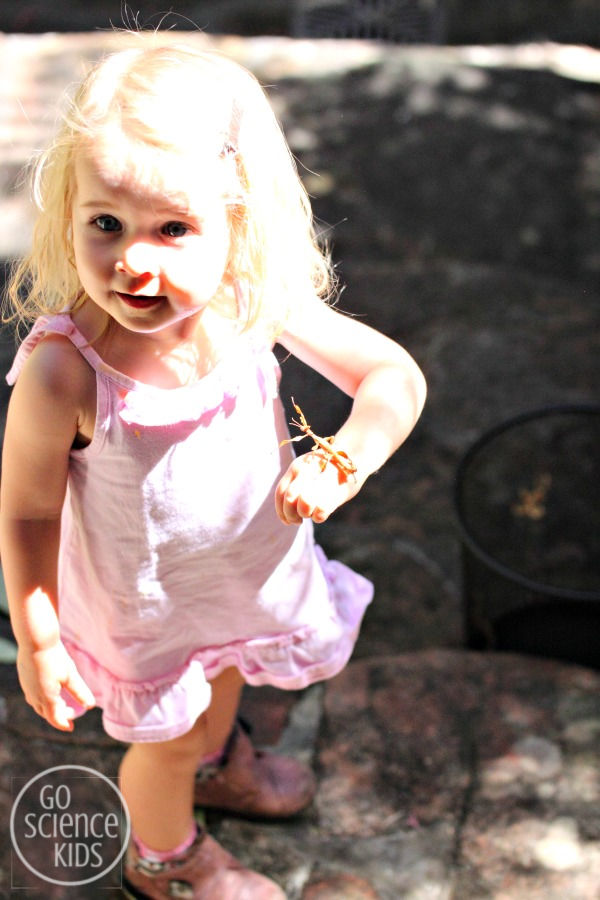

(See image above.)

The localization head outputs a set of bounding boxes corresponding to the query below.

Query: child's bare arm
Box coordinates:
[275,297,426,525]
[0,337,96,729]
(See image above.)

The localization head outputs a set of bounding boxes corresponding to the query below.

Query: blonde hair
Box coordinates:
[5,41,333,335]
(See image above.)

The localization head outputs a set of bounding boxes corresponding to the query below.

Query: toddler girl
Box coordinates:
[0,40,426,898]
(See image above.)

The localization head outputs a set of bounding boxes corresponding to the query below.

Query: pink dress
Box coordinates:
[7,315,373,743]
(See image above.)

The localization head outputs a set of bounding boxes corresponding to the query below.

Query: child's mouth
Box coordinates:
[116,292,164,309]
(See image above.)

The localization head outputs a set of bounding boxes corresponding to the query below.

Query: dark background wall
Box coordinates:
[0,0,598,46]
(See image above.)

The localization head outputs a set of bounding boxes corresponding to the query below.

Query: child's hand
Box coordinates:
[16,641,96,732]
[275,451,362,525]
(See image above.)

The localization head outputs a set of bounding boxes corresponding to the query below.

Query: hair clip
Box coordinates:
[221,141,238,158]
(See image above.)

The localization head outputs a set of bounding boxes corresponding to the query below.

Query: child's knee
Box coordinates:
[129,717,209,767]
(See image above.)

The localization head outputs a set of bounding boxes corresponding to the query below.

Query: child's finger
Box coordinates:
[276,454,348,524]
[295,495,316,520]
[46,696,75,732]
[283,490,327,525]
[63,668,96,710]
[275,467,303,523]
[280,491,302,525]
[274,480,290,522]
[311,506,329,524]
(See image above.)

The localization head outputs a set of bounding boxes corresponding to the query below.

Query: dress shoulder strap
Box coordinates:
[6,314,105,386]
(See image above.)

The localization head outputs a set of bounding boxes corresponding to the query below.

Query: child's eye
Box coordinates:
[162,221,189,238]
[93,215,121,233]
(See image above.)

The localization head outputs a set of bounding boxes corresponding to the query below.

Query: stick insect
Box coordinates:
[280,398,357,481]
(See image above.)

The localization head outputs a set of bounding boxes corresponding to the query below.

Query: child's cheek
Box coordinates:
[163,261,196,306]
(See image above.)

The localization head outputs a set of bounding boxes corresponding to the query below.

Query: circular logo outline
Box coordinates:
[10,764,131,887]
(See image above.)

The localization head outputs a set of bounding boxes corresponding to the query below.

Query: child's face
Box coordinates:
[71,147,233,336]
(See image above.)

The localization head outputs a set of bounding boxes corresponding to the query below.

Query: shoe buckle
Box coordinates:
[195,763,220,783]
[135,857,167,876]
[168,880,194,899]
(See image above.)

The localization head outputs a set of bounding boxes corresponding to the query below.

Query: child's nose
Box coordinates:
[116,243,159,277]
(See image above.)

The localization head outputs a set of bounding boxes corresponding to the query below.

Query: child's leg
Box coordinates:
[193,669,316,818]
[119,667,285,897]
[119,666,244,851]
[197,664,245,760]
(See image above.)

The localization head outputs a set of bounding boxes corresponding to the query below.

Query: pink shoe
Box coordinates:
[122,827,285,899]
[194,722,316,818]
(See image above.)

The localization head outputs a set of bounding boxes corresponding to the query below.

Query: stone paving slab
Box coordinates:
[3,650,600,897]
[177,651,600,898]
